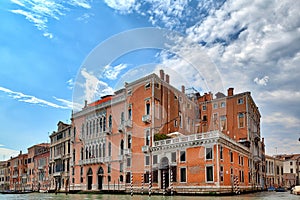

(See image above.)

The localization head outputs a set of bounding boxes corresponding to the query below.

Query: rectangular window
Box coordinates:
[230,151,234,163]
[206,166,214,182]
[126,172,131,183]
[108,164,111,173]
[174,120,178,127]
[213,103,218,109]
[220,115,227,131]
[238,113,244,128]
[153,155,158,165]
[144,171,150,183]
[153,170,158,183]
[145,130,150,146]
[120,163,123,172]
[145,82,150,89]
[220,146,223,160]
[290,161,293,165]
[203,115,207,121]
[238,98,244,104]
[290,168,293,173]
[127,158,131,167]
[146,102,150,115]
[171,152,176,162]
[180,151,186,162]
[220,166,224,182]
[180,168,186,182]
[206,147,213,160]
[221,102,226,107]
[241,156,244,166]
[202,105,206,111]
[145,156,150,166]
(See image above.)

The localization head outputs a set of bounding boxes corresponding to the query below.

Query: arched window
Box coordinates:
[96,119,99,133]
[81,147,84,160]
[85,147,88,159]
[128,135,132,149]
[93,120,95,134]
[100,118,103,132]
[103,117,106,131]
[95,145,98,158]
[121,112,124,124]
[87,168,93,176]
[92,146,95,158]
[120,140,124,155]
[99,144,102,158]
[89,122,92,135]
[109,115,112,129]
[81,124,84,135]
[108,142,112,157]
[86,122,88,136]
[89,146,91,158]
[103,144,106,157]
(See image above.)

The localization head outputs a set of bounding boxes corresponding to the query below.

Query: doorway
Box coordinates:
[87,168,93,190]
[98,167,104,190]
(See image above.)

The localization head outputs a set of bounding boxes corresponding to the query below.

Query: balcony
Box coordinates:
[142,115,151,123]
[38,166,44,170]
[12,174,18,178]
[123,149,131,155]
[118,155,124,161]
[125,120,132,128]
[118,124,124,132]
[53,171,62,177]
[104,157,112,163]
[105,127,112,135]
[142,145,149,153]
[53,154,62,160]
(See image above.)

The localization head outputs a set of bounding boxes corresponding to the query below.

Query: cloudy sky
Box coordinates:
[0,0,299,160]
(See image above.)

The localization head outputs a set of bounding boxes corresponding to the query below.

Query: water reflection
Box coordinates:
[0,192,298,200]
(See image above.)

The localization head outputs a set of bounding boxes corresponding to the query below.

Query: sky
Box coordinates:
[0,0,299,160]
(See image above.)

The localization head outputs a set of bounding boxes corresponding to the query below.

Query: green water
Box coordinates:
[0,192,298,200]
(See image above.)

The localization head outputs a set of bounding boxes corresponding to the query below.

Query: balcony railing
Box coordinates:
[142,146,149,153]
[118,124,125,132]
[123,149,131,155]
[125,120,132,128]
[53,154,62,160]
[12,174,18,178]
[118,155,124,161]
[142,115,151,123]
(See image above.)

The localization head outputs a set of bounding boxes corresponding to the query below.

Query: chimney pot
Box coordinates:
[159,69,165,81]
[166,74,170,83]
[181,85,185,94]
[84,100,88,108]
[228,88,234,96]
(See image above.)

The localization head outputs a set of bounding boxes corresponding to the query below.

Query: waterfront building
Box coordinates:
[69,70,262,194]
[0,161,9,191]
[265,155,284,188]
[49,121,72,192]
[26,143,50,191]
[197,88,265,189]
[7,151,28,191]
[275,154,300,188]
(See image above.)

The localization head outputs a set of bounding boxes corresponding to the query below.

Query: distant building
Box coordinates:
[265,155,284,188]
[0,161,10,191]
[276,154,300,188]
[49,121,72,192]
[26,143,50,191]
[7,151,28,191]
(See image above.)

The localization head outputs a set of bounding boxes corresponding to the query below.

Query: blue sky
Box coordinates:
[0,0,299,160]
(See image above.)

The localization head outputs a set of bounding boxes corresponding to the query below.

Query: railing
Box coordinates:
[142,146,149,153]
[118,124,125,132]
[118,155,124,161]
[125,120,132,128]
[123,149,131,155]
[78,157,104,165]
[142,115,151,123]
[154,131,220,147]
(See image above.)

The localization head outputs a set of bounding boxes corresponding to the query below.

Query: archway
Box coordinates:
[87,168,93,190]
[98,167,104,190]
[159,157,170,189]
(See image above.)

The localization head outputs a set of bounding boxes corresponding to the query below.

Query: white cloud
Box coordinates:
[104,0,136,13]
[254,76,269,86]
[80,68,114,103]
[10,0,92,38]
[0,86,70,109]
[263,112,300,128]
[103,63,127,80]
[0,146,19,161]
[66,78,74,90]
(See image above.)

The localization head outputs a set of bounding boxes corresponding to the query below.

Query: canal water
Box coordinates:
[0,192,298,200]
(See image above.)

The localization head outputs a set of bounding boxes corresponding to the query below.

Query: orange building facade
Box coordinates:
[69,70,261,194]
[7,151,28,191]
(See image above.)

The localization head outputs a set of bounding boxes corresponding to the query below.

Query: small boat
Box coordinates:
[268,186,275,191]
[0,190,33,194]
[275,187,286,192]
[39,189,48,193]
[292,186,300,195]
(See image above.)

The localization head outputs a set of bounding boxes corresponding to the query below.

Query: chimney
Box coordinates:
[84,100,88,108]
[159,69,165,81]
[227,88,234,96]
[181,85,185,94]
[20,150,22,155]
[165,74,170,83]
